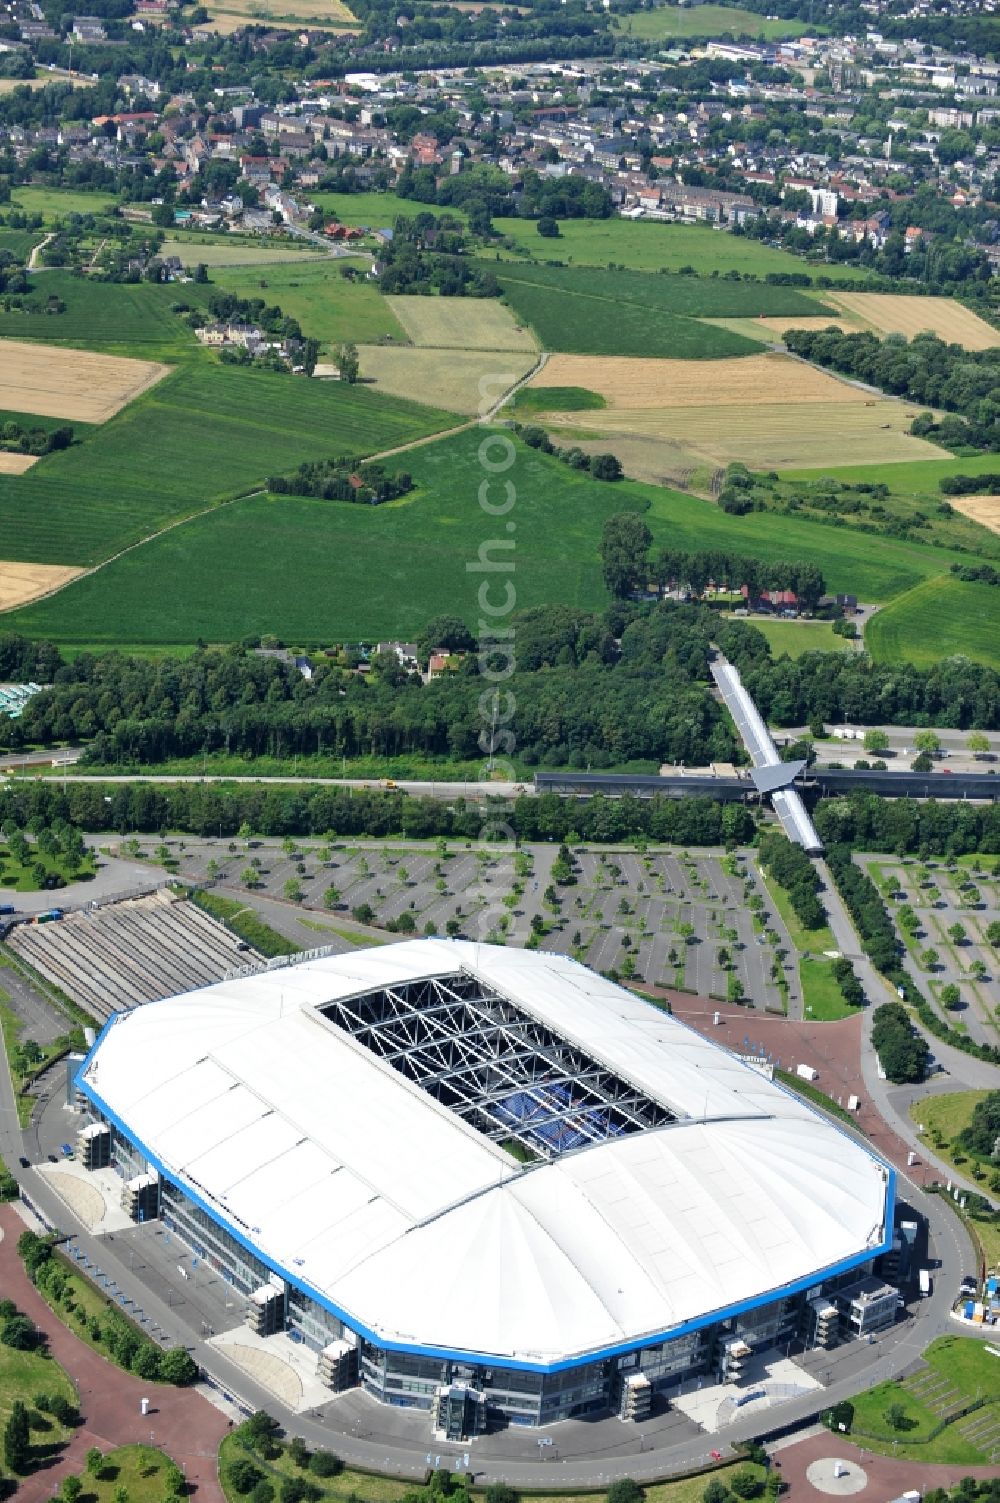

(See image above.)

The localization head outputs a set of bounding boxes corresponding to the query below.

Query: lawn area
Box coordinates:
[619,2,810,38]
[907,1090,992,1182]
[848,1337,1000,1462]
[755,853,837,955]
[192,890,299,956]
[203,258,404,350]
[65,1445,182,1503]
[0,1323,78,1465]
[493,220,869,281]
[159,235,329,267]
[0,838,95,890]
[8,427,984,645]
[750,619,853,659]
[497,261,826,357]
[0,271,213,357]
[0,363,453,570]
[799,955,860,1021]
[309,191,453,228]
[866,575,1000,670]
[10,186,117,221]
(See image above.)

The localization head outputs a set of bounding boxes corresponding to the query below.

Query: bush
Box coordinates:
[2,1313,40,1350]
[158,1347,198,1385]
[229,1461,263,1495]
[308,1453,342,1480]
[607,1481,644,1503]
[730,1473,764,1500]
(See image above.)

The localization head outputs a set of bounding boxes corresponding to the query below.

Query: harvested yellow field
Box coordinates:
[951,496,1000,537]
[828,292,998,351]
[358,345,535,415]
[0,340,169,423]
[545,400,942,471]
[0,561,84,610]
[387,296,537,353]
[532,352,865,410]
[205,0,357,23]
[0,452,39,475]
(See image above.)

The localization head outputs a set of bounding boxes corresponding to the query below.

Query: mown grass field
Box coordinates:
[0,227,43,259]
[0,363,453,568]
[8,429,984,647]
[203,258,404,349]
[387,294,537,351]
[0,1325,78,1443]
[866,575,1000,670]
[907,1089,991,1184]
[781,450,1000,496]
[309,191,454,228]
[750,619,852,658]
[159,235,328,267]
[619,2,810,39]
[10,185,117,221]
[492,220,871,280]
[357,345,534,414]
[0,271,213,357]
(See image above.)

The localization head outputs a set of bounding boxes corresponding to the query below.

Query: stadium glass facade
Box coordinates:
[88,1109,886,1428]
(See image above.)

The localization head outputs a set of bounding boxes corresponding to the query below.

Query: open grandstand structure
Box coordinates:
[8,890,259,1019]
[76,940,895,1434]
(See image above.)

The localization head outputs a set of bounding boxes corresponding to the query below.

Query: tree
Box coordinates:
[323,886,341,908]
[308,1453,341,1480]
[4,1398,30,1472]
[914,730,941,756]
[703,1482,729,1503]
[230,1463,265,1497]
[86,1449,104,1477]
[600,513,652,598]
[1,1313,38,1350]
[590,453,623,482]
[967,731,990,755]
[536,215,560,237]
[948,923,967,945]
[940,984,962,1010]
[158,1347,198,1385]
[607,1482,644,1503]
[730,1474,764,1500]
[283,878,303,903]
[64,1478,83,1503]
[921,948,939,970]
[335,343,360,384]
[863,729,890,754]
[987,921,1000,948]
[884,1402,909,1431]
[352,902,375,926]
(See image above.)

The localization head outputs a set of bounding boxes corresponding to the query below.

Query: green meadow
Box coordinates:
[866,575,1000,670]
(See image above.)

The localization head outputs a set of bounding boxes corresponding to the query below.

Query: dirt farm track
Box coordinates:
[0,339,169,423]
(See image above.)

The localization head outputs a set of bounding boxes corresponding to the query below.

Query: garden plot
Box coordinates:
[866,855,1000,1047]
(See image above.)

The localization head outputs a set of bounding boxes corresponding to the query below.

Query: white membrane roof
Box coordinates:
[82,939,891,1366]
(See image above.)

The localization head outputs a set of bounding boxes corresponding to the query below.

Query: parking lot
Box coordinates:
[146,836,794,1012]
[865,853,1000,1049]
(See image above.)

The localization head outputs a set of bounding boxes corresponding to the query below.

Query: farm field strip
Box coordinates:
[529,351,871,408]
[357,346,536,415]
[205,0,357,20]
[0,271,214,354]
[5,428,984,647]
[828,291,999,350]
[0,363,454,567]
[699,313,858,342]
[0,338,170,422]
[545,402,941,469]
[386,295,537,351]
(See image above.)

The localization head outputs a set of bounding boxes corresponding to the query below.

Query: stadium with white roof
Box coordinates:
[77,940,896,1434]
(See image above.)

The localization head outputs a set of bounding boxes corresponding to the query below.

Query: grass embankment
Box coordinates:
[0,971,82,1128]
[191,890,300,957]
[848,1336,1000,1463]
[907,1091,1000,1202]
[0,1325,78,1469]
[774,1068,860,1128]
[755,860,859,1022]
[218,1430,765,1503]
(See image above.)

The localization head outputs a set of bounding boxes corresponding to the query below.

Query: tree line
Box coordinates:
[267,460,413,505]
[784,327,1000,453]
[599,515,826,606]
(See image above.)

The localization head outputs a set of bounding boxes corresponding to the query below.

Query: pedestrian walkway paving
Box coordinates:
[0,1203,228,1503]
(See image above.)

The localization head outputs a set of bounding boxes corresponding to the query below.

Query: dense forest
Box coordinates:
[784,328,1000,452]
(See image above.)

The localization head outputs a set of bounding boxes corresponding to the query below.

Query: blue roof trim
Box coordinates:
[77,1023,896,1377]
